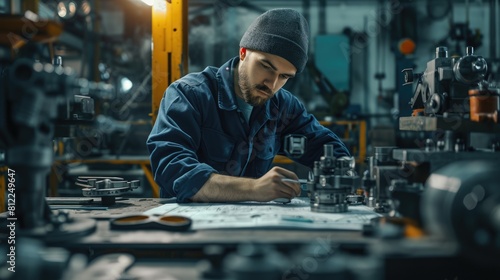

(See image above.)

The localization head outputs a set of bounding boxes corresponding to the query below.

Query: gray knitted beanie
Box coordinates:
[240,8,310,73]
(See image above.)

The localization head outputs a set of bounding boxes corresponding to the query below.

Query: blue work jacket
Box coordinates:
[147,57,350,202]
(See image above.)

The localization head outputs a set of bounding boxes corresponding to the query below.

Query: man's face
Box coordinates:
[237,49,296,106]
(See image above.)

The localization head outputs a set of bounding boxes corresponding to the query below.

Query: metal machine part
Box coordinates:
[0,57,113,240]
[399,46,499,152]
[58,95,95,122]
[402,46,489,116]
[421,160,500,268]
[363,147,401,213]
[373,44,497,216]
[307,144,360,213]
[367,143,500,221]
[284,134,307,158]
[77,176,140,205]
[454,46,488,84]
[374,147,398,210]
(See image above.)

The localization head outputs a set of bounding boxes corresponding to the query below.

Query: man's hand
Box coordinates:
[252,166,301,201]
[190,166,301,203]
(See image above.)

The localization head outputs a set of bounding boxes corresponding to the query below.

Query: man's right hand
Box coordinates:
[252,166,301,202]
[190,166,301,203]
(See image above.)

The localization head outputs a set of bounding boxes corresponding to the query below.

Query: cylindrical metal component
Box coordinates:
[313,190,349,204]
[335,156,355,175]
[454,138,466,152]
[466,46,474,56]
[469,88,499,123]
[422,160,500,268]
[444,131,456,152]
[322,175,357,189]
[425,138,435,152]
[313,161,321,176]
[453,55,488,84]
[324,144,334,158]
[346,194,364,205]
[437,140,445,151]
[435,46,448,58]
[311,203,349,213]
[320,144,336,173]
[54,56,63,66]
[368,156,375,179]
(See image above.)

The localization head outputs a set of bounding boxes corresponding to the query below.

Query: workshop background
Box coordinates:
[3,0,498,199]
[1,0,500,279]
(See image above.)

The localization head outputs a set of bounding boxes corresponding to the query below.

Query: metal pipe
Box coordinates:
[465,0,469,49]
[363,16,370,121]
[490,0,497,59]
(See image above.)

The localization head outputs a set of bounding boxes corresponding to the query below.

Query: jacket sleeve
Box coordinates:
[146,82,216,202]
[279,94,351,168]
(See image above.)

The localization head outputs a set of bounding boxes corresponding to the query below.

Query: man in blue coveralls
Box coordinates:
[147,8,350,203]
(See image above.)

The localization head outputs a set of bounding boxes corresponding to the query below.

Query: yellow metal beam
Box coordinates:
[151,0,188,125]
[140,163,159,198]
[319,120,367,164]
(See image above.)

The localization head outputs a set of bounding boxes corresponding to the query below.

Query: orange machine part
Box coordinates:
[411,109,424,116]
[469,89,499,123]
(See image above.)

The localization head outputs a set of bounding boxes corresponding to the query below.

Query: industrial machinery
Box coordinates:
[306,144,360,213]
[283,134,362,213]
[402,46,490,117]
[1,0,500,277]
[363,46,500,270]
[0,8,117,240]
[0,55,108,241]
[3,44,498,280]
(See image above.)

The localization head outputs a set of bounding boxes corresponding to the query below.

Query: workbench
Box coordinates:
[52,197,373,250]
[2,197,496,280]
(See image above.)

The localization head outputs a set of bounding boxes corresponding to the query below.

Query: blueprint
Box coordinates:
[144,198,381,231]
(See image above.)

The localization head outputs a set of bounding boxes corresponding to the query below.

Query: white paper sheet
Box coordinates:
[144,198,382,231]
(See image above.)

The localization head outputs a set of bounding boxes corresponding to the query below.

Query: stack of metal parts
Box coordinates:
[306,144,360,213]
[76,176,140,205]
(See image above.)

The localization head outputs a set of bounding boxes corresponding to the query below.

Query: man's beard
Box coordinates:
[238,68,272,107]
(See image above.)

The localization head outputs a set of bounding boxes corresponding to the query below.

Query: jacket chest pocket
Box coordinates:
[252,134,278,176]
[255,135,276,159]
[201,128,235,169]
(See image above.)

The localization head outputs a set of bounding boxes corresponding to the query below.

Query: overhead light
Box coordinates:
[78,0,92,16]
[140,0,154,6]
[57,1,77,19]
[119,77,133,94]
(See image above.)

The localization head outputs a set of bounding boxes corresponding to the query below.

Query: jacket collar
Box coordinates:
[215,57,278,120]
